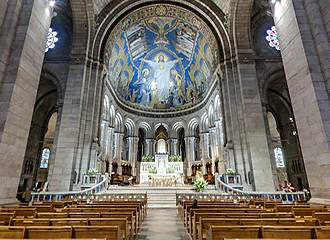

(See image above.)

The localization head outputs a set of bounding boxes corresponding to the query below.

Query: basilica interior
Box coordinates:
[0,0,330,238]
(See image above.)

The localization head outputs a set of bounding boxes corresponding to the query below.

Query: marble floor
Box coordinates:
[137,208,190,240]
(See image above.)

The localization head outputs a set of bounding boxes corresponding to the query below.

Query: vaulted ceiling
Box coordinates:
[92,0,232,16]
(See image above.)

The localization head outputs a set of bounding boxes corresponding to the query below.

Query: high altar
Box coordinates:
[140,154,184,185]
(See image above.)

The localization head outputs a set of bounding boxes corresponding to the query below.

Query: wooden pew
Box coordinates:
[197,218,240,240]
[293,208,316,217]
[12,208,36,218]
[11,218,50,226]
[187,208,271,234]
[0,226,25,238]
[2,225,122,240]
[261,226,316,239]
[25,226,72,238]
[316,226,330,239]
[315,212,330,224]
[0,213,14,226]
[191,212,294,238]
[206,225,261,240]
[72,226,122,240]
[37,213,68,219]
[88,218,128,240]
[37,211,135,236]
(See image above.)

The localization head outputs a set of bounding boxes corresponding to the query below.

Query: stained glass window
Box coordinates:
[266,26,280,51]
[45,28,58,52]
[274,147,285,168]
[40,148,50,169]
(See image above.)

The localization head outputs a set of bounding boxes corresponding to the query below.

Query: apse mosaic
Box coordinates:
[105,5,219,111]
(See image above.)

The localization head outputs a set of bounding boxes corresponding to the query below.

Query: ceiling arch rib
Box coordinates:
[93,0,232,17]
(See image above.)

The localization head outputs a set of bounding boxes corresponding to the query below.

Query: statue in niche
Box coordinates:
[143,54,179,103]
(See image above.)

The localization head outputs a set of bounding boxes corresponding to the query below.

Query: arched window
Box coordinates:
[40,148,50,169]
[274,147,285,168]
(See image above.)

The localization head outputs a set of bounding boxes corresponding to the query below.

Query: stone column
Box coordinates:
[215,119,225,174]
[47,103,63,185]
[0,0,51,203]
[128,136,138,176]
[145,139,153,156]
[107,127,115,162]
[170,138,178,155]
[199,132,210,175]
[117,132,124,175]
[231,56,275,191]
[209,127,217,174]
[166,139,171,155]
[185,136,196,176]
[270,0,330,201]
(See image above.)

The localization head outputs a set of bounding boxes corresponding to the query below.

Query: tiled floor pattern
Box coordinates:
[137,208,190,240]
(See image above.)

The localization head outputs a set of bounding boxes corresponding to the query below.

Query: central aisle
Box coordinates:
[137,208,189,240]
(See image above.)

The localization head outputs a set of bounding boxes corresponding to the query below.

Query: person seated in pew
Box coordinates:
[188,199,199,212]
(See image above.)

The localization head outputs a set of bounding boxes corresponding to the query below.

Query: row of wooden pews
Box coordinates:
[0,196,147,239]
[177,198,330,240]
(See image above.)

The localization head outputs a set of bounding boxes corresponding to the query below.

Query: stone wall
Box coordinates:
[270,0,330,200]
[0,0,52,204]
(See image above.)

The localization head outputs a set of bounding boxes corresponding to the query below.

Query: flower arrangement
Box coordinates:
[148,166,157,174]
[168,155,182,162]
[194,178,208,192]
[87,168,98,176]
[142,155,154,162]
[225,168,236,175]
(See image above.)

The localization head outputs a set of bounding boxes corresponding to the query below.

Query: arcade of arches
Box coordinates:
[0,0,329,205]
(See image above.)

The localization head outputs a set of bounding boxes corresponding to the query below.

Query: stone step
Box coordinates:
[147,191,177,208]
[148,204,177,209]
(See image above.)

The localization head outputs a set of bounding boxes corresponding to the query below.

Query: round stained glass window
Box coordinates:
[45,28,58,53]
[266,26,280,51]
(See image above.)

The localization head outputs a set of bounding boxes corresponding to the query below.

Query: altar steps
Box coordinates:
[147,191,177,208]
[104,184,219,208]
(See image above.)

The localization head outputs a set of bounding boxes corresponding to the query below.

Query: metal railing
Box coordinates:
[215,176,308,202]
[31,175,108,202]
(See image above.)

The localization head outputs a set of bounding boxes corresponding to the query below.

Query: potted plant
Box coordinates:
[194,178,208,192]
[169,155,182,162]
[142,155,154,162]
[225,168,236,175]
[87,168,98,184]
[148,166,157,174]
[225,168,236,184]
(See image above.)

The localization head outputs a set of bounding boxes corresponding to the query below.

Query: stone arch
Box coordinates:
[201,112,209,133]
[115,112,123,132]
[230,0,255,50]
[188,118,199,136]
[102,95,110,121]
[91,0,234,70]
[214,94,222,121]
[138,122,152,138]
[69,0,91,57]
[109,105,116,127]
[154,123,169,133]
[171,121,186,139]
[124,118,136,136]
[208,104,215,127]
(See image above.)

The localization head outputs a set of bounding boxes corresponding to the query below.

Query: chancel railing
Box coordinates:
[213,175,308,202]
[31,175,109,202]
